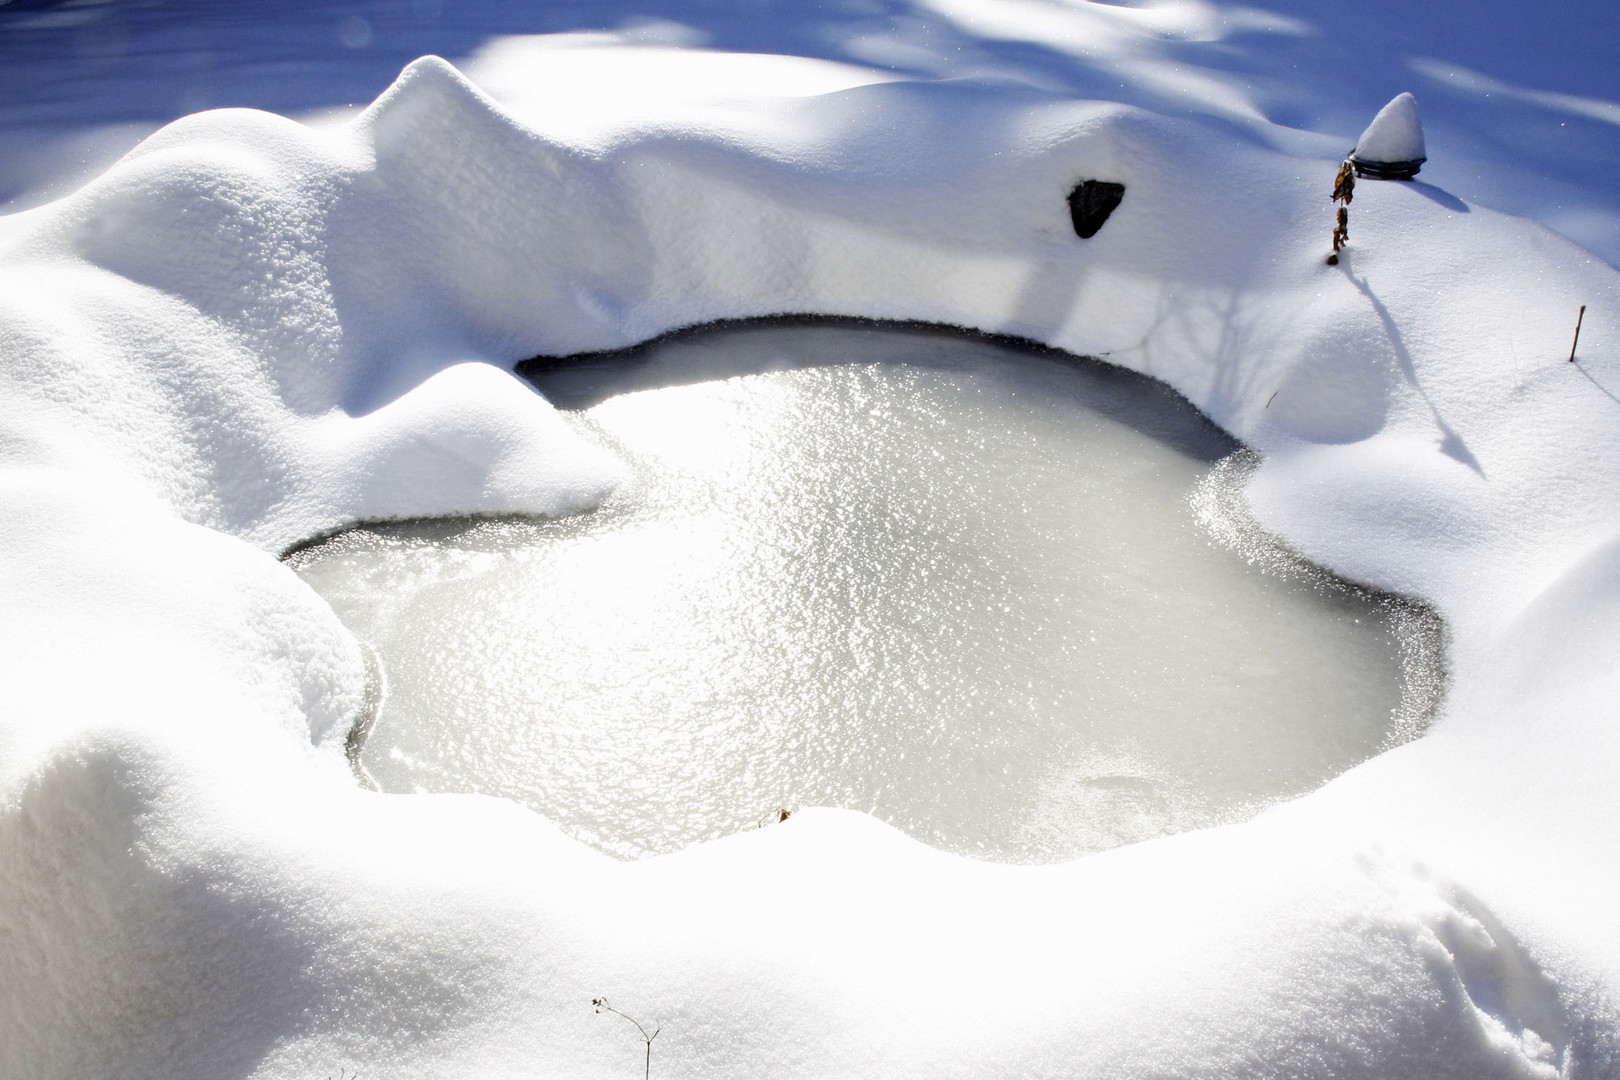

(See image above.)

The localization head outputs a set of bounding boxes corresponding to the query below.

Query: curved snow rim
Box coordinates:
[2,51,1618,1077]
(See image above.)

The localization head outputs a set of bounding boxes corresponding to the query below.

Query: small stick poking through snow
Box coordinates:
[1570,305,1587,362]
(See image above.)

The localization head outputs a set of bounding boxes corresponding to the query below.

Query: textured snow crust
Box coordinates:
[2,42,1620,1080]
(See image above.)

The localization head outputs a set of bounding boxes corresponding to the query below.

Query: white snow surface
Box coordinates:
[1354,92,1427,164]
[2,31,1620,1080]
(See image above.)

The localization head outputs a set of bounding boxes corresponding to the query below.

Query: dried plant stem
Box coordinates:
[594,998,661,1080]
[1327,159,1355,265]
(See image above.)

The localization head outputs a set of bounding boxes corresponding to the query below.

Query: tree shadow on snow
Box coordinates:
[1338,259,1484,475]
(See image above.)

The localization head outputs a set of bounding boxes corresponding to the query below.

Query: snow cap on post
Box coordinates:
[1350,92,1426,179]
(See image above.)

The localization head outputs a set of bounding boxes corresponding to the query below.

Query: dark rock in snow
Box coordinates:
[1068,180,1125,239]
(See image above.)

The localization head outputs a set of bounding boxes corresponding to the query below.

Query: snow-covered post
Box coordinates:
[1329,93,1427,264]
[1349,92,1427,180]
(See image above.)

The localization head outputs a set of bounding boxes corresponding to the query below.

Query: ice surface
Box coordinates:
[2,7,1620,1080]
[1354,92,1427,164]
[294,324,1427,862]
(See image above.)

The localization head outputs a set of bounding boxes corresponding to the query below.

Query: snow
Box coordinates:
[2,3,1620,1078]
[1353,92,1427,165]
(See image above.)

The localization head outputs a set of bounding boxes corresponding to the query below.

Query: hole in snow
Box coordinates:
[288,322,1444,862]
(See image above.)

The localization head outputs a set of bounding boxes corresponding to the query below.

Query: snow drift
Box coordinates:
[1,46,1619,1079]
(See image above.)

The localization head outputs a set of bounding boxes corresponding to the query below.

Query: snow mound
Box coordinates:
[2,49,1620,1079]
[1353,91,1427,166]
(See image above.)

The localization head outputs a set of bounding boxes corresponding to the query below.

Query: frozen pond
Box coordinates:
[291,323,1441,862]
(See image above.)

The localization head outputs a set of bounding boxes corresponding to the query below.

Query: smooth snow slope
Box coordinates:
[1,30,1620,1080]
